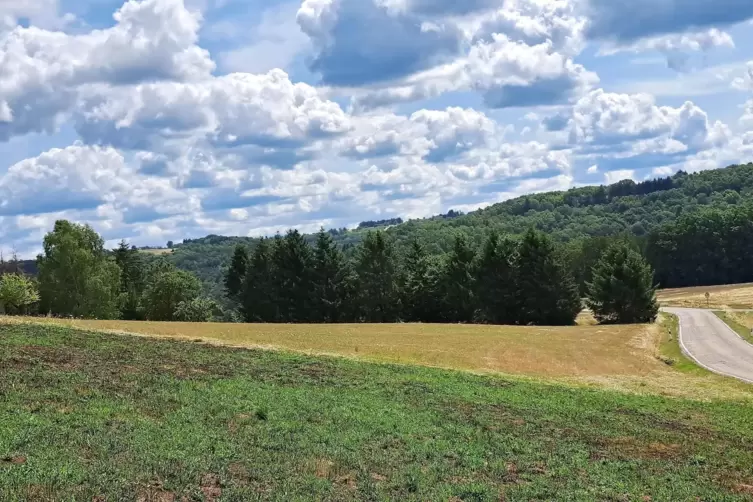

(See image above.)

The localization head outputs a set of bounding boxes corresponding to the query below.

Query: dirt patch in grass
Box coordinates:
[592,437,684,461]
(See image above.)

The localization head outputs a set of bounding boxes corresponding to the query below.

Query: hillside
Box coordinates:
[162,163,753,303]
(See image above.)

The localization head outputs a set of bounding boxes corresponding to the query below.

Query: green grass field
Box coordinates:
[4,323,753,501]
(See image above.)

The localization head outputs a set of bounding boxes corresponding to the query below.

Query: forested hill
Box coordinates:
[164,162,753,302]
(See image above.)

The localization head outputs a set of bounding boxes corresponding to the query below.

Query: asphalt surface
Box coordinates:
[664,308,753,384]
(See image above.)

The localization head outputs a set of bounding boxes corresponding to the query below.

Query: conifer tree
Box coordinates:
[242,238,278,323]
[587,243,659,324]
[114,240,146,320]
[517,229,581,326]
[474,232,519,324]
[441,234,476,323]
[224,244,249,305]
[401,241,442,322]
[312,229,355,323]
[272,230,314,322]
[355,231,399,322]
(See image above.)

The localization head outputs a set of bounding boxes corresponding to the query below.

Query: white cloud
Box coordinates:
[0,0,213,141]
[604,169,634,184]
[75,70,351,164]
[555,89,727,151]
[587,164,598,173]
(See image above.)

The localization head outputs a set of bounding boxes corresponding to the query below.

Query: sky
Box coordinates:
[1,0,753,257]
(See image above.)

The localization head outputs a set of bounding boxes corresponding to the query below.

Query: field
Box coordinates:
[4,322,753,501]
[139,248,174,256]
[658,282,753,309]
[12,315,753,401]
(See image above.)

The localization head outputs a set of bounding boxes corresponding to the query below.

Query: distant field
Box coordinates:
[3,322,753,501]
[15,315,752,400]
[138,248,173,256]
[658,283,753,309]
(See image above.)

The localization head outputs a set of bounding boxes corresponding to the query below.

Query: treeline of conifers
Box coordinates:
[225,227,658,326]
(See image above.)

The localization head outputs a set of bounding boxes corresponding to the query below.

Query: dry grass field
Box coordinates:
[658,282,753,309]
[13,315,753,400]
[138,248,174,256]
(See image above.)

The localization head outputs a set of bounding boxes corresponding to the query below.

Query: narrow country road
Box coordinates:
[664,308,753,384]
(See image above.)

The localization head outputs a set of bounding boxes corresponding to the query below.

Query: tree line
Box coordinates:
[162,163,753,303]
[224,227,658,326]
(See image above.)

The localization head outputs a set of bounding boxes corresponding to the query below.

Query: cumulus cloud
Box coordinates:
[466,35,597,108]
[0,143,196,224]
[341,107,497,162]
[75,70,351,166]
[0,0,213,141]
[551,89,727,151]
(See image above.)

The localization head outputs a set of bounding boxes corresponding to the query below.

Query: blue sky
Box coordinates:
[1,0,752,256]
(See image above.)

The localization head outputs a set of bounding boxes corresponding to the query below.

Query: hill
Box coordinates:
[161,163,753,303]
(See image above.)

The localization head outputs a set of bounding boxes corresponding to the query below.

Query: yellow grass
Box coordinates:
[138,248,174,256]
[657,282,753,309]
[720,311,753,330]
[11,315,753,401]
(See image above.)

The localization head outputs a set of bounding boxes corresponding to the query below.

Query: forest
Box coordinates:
[164,162,753,303]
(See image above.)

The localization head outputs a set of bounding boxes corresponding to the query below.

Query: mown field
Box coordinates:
[17,314,753,400]
[658,283,753,309]
[3,322,753,501]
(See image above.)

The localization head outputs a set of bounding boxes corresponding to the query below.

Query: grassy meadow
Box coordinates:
[4,321,753,501]
[658,282,753,309]
[14,314,752,400]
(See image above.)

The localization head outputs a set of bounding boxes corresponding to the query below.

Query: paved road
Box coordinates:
[664,308,753,383]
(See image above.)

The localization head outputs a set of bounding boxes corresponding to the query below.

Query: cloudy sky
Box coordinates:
[2,0,753,256]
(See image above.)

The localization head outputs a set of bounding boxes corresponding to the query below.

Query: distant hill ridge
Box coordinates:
[160,162,752,303]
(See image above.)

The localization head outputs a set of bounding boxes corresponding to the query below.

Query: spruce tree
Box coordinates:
[242,238,278,323]
[401,241,442,322]
[224,244,249,305]
[271,230,314,322]
[516,229,581,326]
[474,232,519,324]
[441,234,476,323]
[312,229,355,323]
[355,231,399,322]
[114,240,146,320]
[587,244,659,324]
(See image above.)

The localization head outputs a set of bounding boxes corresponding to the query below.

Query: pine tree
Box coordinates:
[242,238,278,323]
[401,241,442,322]
[225,244,249,305]
[587,243,659,324]
[312,229,355,323]
[272,230,314,322]
[474,232,519,324]
[114,240,146,320]
[355,231,399,322]
[441,234,476,323]
[516,229,581,326]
